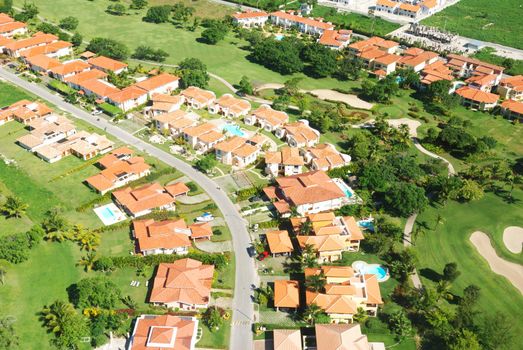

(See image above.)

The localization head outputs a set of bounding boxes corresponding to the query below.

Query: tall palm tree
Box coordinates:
[436,280,454,302]
[1,196,28,218]
[300,220,313,235]
[300,244,318,270]
[305,273,326,292]
[42,209,71,242]
[303,303,322,325]
[77,252,98,272]
[73,225,101,251]
[40,300,76,335]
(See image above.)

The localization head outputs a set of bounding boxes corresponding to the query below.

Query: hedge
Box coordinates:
[96,251,230,271]
[99,102,123,116]
[48,79,74,95]
[236,186,261,201]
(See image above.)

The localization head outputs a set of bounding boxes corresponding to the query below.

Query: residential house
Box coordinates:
[85,153,151,194]
[64,132,114,160]
[455,86,499,110]
[232,11,269,27]
[188,222,213,240]
[128,314,199,350]
[372,53,400,76]
[421,0,439,15]
[154,110,199,138]
[134,73,180,97]
[132,218,192,256]
[274,280,300,311]
[318,29,352,50]
[315,323,385,350]
[272,329,302,350]
[149,93,184,116]
[77,79,120,100]
[397,3,421,18]
[397,48,439,72]
[348,37,399,57]
[466,73,498,92]
[276,120,320,148]
[24,54,62,74]
[4,32,58,57]
[97,146,134,168]
[419,60,454,86]
[180,86,216,109]
[497,75,523,101]
[48,59,91,81]
[112,181,188,217]
[292,212,365,259]
[210,94,251,118]
[214,136,259,168]
[263,170,349,216]
[244,105,289,132]
[87,55,128,75]
[0,20,27,38]
[107,86,149,112]
[149,258,214,310]
[270,11,334,36]
[16,115,76,151]
[265,147,304,177]
[305,266,383,322]
[301,143,351,171]
[266,230,294,257]
[375,0,399,14]
[446,54,504,83]
[0,99,53,126]
[19,40,72,59]
[63,69,108,90]
[0,36,14,53]
[501,99,523,121]
[183,122,225,152]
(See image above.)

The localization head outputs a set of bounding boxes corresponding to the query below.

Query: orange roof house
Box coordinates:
[107,85,149,112]
[134,73,180,96]
[263,170,348,216]
[180,86,216,109]
[266,230,294,256]
[455,86,499,110]
[498,75,523,101]
[149,259,214,309]
[85,156,151,195]
[303,143,351,172]
[501,99,523,120]
[18,40,72,59]
[87,55,128,74]
[420,60,454,85]
[265,146,304,177]
[64,69,108,88]
[277,121,320,148]
[24,54,62,73]
[245,105,289,131]
[188,222,213,240]
[214,136,259,168]
[129,314,199,350]
[183,122,225,151]
[77,78,120,99]
[274,280,300,310]
[318,29,352,49]
[150,93,185,116]
[112,182,183,217]
[315,323,381,350]
[0,13,14,25]
[210,94,251,118]
[273,329,302,350]
[48,60,91,80]
[4,32,58,57]
[0,99,53,125]
[132,219,192,256]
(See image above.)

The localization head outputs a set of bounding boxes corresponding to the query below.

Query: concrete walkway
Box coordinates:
[403,214,423,289]
[470,231,523,294]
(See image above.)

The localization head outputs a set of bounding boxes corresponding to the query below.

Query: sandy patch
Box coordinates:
[470,231,523,294]
[308,89,374,110]
[386,118,421,137]
[503,226,523,254]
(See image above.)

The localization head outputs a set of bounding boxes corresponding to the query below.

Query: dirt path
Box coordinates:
[503,226,523,254]
[470,231,523,294]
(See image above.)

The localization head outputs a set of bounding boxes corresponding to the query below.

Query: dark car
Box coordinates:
[247,246,256,258]
[249,196,261,202]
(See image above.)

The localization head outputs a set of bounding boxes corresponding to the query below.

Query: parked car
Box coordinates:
[249,196,261,202]
[247,246,256,258]
[257,251,269,261]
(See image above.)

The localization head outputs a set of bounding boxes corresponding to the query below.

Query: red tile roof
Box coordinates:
[456,86,499,104]
[87,55,128,72]
[134,73,179,92]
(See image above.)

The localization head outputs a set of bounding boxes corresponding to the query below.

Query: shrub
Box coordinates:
[235,187,261,201]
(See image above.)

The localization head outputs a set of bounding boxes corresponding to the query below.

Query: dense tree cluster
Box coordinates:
[201,19,230,45]
[131,45,169,62]
[251,36,304,75]
[0,225,44,264]
[177,57,209,88]
[143,5,172,23]
[59,16,79,31]
[86,37,129,60]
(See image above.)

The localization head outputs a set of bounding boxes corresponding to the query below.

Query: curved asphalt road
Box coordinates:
[0,67,256,350]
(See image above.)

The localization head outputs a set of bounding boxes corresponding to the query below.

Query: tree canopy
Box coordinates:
[178,57,209,88]
[70,276,121,309]
[86,38,129,60]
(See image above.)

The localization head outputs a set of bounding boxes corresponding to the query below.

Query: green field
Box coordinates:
[422,0,523,49]
[16,0,357,91]
[415,192,523,346]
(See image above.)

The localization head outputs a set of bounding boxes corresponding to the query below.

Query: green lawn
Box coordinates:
[0,80,36,105]
[17,0,362,91]
[422,0,523,49]
[414,191,523,344]
[198,317,231,349]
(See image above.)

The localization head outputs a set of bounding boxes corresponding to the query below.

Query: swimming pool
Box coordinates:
[334,178,354,198]
[274,34,284,41]
[101,207,117,221]
[94,203,126,226]
[222,124,245,137]
[352,261,389,282]
[357,220,375,232]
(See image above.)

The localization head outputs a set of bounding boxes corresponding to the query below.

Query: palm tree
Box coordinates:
[40,300,76,335]
[42,209,71,242]
[305,273,326,292]
[353,307,368,324]
[436,280,454,302]
[300,244,318,270]
[121,295,138,309]
[300,220,313,235]
[1,196,28,218]
[77,252,98,272]
[303,303,322,325]
[73,225,101,251]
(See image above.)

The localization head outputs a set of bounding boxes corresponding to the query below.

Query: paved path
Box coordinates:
[470,231,523,294]
[403,214,423,289]
[0,67,257,350]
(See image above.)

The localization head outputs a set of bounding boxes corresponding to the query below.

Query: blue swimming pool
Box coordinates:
[358,220,375,232]
[274,34,284,41]
[366,265,388,281]
[222,124,245,137]
[100,207,117,221]
[334,179,353,198]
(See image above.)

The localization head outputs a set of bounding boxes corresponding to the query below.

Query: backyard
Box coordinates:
[421,0,523,49]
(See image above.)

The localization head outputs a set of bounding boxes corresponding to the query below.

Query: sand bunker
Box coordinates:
[470,231,523,294]
[503,226,523,254]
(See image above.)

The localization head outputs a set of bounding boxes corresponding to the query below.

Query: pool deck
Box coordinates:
[94,203,127,226]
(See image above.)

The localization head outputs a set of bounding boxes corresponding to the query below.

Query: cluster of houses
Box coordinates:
[0,99,115,162]
[232,10,353,50]
[375,0,445,19]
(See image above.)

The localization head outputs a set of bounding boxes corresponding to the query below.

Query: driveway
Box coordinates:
[0,67,257,350]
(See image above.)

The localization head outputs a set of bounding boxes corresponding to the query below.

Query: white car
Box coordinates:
[91,110,103,115]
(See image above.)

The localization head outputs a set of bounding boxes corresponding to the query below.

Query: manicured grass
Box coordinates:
[311,5,401,37]
[0,81,36,105]
[422,0,523,49]
[415,191,523,342]
[198,317,231,349]
[18,0,361,90]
